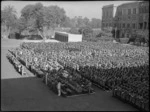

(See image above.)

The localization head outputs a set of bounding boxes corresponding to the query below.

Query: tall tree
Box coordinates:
[1,5,18,38]
[90,18,101,28]
[20,3,66,40]
[83,17,90,26]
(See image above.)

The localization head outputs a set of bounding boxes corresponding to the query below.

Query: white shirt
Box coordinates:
[57,82,61,90]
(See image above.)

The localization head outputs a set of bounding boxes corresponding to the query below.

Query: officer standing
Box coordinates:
[57,81,61,96]
[88,81,92,94]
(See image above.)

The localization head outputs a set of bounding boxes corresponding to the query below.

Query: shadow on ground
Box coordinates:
[1,77,138,111]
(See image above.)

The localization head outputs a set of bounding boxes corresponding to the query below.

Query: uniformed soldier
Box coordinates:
[21,65,26,75]
[121,89,126,101]
[57,81,61,96]
[88,81,92,94]
[112,87,117,97]
[18,64,22,73]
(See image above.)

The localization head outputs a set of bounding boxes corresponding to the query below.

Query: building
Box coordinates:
[114,2,140,38]
[137,1,149,38]
[54,31,82,42]
[113,1,149,38]
[101,4,117,30]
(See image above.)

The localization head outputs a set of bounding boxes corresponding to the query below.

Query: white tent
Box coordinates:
[54,31,82,42]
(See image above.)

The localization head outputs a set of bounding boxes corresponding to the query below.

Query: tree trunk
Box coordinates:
[38,28,46,41]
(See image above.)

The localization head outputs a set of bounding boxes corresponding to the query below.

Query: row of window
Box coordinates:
[103,22,149,30]
[117,22,149,30]
[118,5,149,16]
[118,8,137,16]
[102,23,112,27]
[117,15,137,21]
[139,6,149,13]
[139,22,149,29]
[103,10,113,18]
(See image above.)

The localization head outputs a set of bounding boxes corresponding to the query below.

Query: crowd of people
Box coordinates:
[42,68,94,97]
[7,41,149,110]
[6,51,26,75]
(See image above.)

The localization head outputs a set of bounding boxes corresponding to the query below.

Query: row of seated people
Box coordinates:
[112,84,149,111]
[42,69,94,97]
[6,52,26,75]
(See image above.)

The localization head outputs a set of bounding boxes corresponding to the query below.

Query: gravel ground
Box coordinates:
[1,39,138,111]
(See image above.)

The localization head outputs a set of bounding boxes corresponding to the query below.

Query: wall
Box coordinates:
[55,32,68,42]
[114,2,140,38]
[54,31,82,42]
[102,4,114,29]
[68,34,82,42]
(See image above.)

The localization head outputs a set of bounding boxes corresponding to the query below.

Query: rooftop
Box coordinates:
[117,1,140,8]
[102,4,114,8]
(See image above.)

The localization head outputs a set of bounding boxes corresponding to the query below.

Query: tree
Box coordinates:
[78,26,93,38]
[83,17,90,26]
[69,27,79,34]
[89,18,101,28]
[20,3,66,40]
[61,16,73,28]
[17,17,28,34]
[1,5,18,38]
[21,3,45,39]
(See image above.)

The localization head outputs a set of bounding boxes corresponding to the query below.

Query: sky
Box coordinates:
[1,1,137,20]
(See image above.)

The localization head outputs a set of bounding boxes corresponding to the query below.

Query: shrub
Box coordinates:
[120,38,129,44]
[69,27,80,34]
[78,26,93,38]
[96,29,112,38]
[128,34,137,43]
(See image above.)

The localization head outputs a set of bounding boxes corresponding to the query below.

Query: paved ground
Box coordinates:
[1,39,138,111]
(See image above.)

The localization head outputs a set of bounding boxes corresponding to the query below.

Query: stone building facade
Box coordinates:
[102,1,149,39]
[136,1,149,38]
[114,2,140,38]
[101,4,117,30]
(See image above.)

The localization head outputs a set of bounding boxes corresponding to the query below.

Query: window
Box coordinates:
[122,23,125,28]
[144,22,147,29]
[127,34,129,38]
[128,15,131,20]
[123,9,126,15]
[103,23,105,27]
[107,11,108,17]
[139,23,143,29]
[128,9,131,15]
[110,12,112,17]
[133,8,136,14]
[110,12,111,18]
[132,15,136,20]
[144,6,146,13]
[146,6,148,13]
[103,12,104,18]
[103,11,106,18]
[127,24,130,28]
[132,23,136,29]
[120,10,122,16]
[106,23,108,27]
[118,23,120,28]
[139,7,141,13]
[141,7,144,13]
[109,23,111,27]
